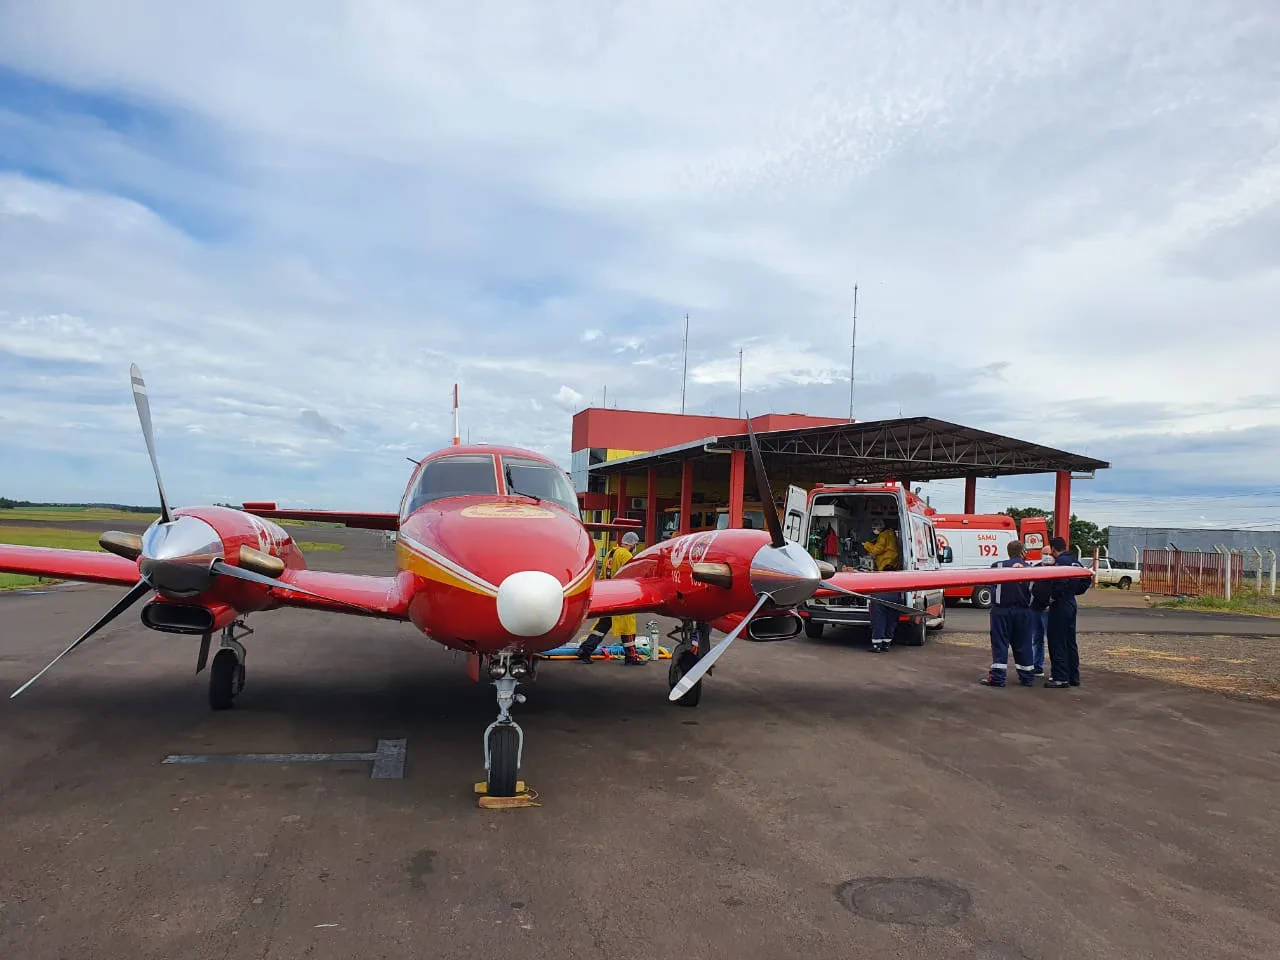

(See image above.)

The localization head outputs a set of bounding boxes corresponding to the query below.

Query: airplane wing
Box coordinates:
[0,544,141,587]
[263,569,415,620]
[585,577,676,618]
[817,563,1093,597]
[241,503,399,531]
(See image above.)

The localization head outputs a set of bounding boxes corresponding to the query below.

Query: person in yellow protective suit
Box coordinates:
[863,517,903,653]
[575,531,645,664]
[863,518,901,570]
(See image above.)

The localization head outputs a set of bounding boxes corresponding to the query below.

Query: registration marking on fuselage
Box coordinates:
[161,737,407,779]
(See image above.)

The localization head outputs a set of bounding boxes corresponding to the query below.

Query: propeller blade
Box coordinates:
[208,559,364,610]
[822,581,921,616]
[668,592,770,701]
[130,363,173,524]
[10,579,153,699]
[744,415,786,549]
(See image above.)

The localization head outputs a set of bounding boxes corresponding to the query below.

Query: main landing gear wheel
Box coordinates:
[209,649,243,710]
[667,621,708,707]
[207,622,250,710]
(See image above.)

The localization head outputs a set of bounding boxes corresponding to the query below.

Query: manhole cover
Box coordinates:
[836,876,971,927]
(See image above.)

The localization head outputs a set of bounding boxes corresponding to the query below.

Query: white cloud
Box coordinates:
[0,1,1276,523]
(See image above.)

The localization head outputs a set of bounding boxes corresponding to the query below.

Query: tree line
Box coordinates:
[1003,506,1108,555]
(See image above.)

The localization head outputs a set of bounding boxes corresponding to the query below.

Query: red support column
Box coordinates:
[645,466,658,547]
[1054,471,1071,546]
[679,460,694,536]
[964,476,977,514]
[729,449,746,529]
[615,474,628,547]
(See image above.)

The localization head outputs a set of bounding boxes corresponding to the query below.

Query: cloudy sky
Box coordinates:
[1,1,1277,530]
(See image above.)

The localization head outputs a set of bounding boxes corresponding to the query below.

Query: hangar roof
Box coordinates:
[586,416,1110,483]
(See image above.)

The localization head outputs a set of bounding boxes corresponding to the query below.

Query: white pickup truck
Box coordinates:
[1086,557,1140,590]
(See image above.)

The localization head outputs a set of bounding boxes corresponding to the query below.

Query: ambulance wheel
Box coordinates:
[804,620,824,639]
[897,616,928,647]
[668,645,702,708]
[486,725,519,798]
[972,586,993,609]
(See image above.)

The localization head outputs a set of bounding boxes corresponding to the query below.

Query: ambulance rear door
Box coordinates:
[783,484,810,545]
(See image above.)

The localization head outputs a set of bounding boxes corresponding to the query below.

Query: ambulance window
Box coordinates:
[403,455,497,516]
[501,456,580,515]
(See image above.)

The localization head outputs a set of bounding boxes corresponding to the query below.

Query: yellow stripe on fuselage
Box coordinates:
[396,542,498,597]
[396,539,595,599]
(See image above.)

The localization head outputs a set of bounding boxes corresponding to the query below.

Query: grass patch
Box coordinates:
[0,506,157,523]
[0,572,58,591]
[1153,590,1280,619]
[295,540,344,552]
[0,526,108,551]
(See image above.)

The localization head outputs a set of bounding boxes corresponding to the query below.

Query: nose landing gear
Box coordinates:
[482,653,530,797]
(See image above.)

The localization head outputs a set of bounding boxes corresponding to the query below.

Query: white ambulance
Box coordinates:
[931,513,1039,608]
[781,482,946,645]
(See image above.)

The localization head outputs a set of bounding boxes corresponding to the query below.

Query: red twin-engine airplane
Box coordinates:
[0,365,1093,797]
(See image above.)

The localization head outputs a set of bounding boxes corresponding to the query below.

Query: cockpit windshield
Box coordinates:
[501,456,580,516]
[402,454,497,517]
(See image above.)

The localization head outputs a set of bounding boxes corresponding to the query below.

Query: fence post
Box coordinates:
[1269,549,1277,598]
[1214,545,1231,602]
[1254,548,1265,593]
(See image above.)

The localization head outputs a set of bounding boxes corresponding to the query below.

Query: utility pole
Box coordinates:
[452,383,460,445]
[737,347,743,418]
[680,313,690,415]
[848,283,858,421]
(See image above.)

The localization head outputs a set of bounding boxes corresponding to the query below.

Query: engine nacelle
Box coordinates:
[745,612,804,642]
[141,600,236,635]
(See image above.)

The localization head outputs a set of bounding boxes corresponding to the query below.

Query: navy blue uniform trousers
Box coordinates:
[990,607,1036,685]
[1047,603,1081,684]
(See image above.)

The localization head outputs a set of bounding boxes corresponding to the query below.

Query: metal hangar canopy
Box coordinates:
[586,415,1109,485]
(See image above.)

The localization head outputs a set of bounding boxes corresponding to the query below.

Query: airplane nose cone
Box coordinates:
[496,570,565,637]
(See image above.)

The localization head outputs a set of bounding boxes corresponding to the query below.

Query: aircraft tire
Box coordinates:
[668,645,702,708]
[487,725,519,797]
[209,649,238,710]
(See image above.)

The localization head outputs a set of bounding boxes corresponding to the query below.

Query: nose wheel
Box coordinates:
[482,654,529,797]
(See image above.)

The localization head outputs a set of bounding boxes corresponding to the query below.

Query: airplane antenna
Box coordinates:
[452,383,460,446]
[848,283,858,421]
[680,313,689,414]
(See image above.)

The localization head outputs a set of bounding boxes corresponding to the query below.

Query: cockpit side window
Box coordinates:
[402,454,497,518]
[501,456,581,517]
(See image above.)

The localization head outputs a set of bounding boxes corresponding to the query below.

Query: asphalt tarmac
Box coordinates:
[2,529,1279,959]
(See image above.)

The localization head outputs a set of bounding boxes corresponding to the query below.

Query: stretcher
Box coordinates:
[536,642,672,661]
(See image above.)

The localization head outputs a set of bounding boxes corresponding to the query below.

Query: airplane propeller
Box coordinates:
[670,416,826,700]
[11,364,350,699]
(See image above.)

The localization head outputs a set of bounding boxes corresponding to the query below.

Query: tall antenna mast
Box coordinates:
[680,313,689,415]
[737,347,743,418]
[452,383,460,445]
[848,284,858,421]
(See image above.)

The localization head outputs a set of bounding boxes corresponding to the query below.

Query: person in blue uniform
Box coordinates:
[1031,536,1091,688]
[980,540,1038,686]
[1030,545,1055,676]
